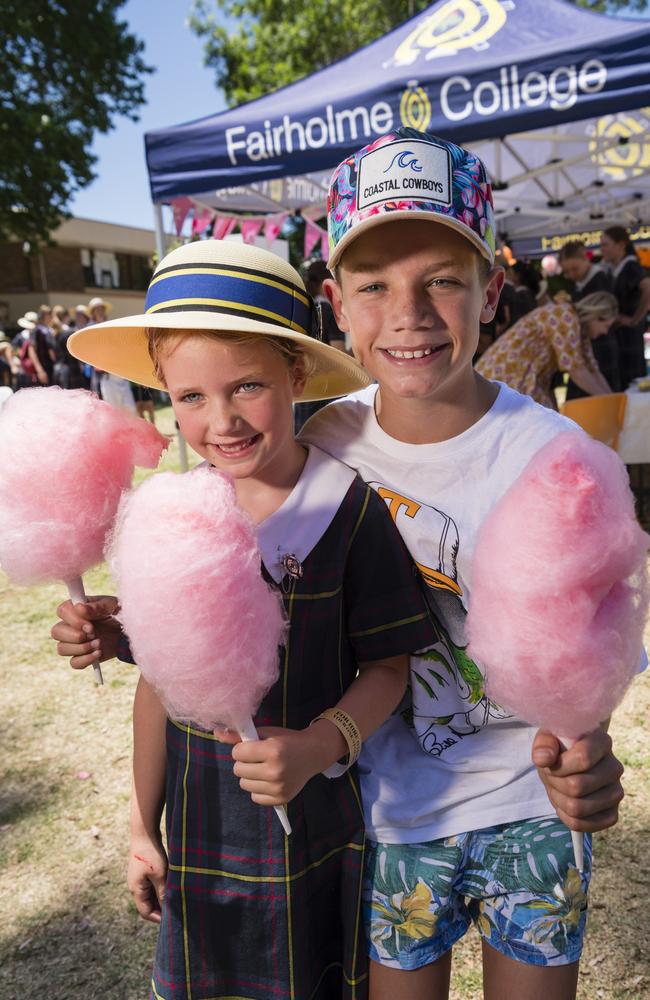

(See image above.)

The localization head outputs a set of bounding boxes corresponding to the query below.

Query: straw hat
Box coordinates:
[69,241,372,401]
[75,303,91,318]
[88,296,112,315]
[18,311,38,330]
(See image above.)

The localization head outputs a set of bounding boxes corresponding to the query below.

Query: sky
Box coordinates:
[69,0,226,231]
[70,1,650,234]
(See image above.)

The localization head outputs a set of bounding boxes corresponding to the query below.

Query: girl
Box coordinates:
[51,240,436,1000]
[600,225,650,388]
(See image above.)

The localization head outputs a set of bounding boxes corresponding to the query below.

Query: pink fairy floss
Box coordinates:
[0,386,168,585]
[107,465,287,732]
[467,431,649,740]
[0,386,167,684]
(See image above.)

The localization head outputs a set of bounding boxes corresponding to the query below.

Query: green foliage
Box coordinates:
[189,0,432,107]
[0,0,152,246]
[190,0,648,109]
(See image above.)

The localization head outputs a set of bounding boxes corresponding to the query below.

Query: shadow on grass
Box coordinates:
[0,887,157,1000]
[0,761,62,829]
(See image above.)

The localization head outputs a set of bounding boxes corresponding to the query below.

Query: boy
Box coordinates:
[302,128,626,1000]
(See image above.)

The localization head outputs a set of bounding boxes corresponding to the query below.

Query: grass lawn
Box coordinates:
[1,405,648,998]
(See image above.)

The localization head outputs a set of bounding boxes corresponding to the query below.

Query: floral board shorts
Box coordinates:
[363,816,592,969]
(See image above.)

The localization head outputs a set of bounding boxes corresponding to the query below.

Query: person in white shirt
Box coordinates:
[302,128,628,1000]
[88,297,137,412]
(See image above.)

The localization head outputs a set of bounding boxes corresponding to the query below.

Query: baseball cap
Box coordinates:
[327,128,496,269]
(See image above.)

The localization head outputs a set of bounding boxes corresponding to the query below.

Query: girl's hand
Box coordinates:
[231,725,337,806]
[128,836,168,924]
[51,596,122,669]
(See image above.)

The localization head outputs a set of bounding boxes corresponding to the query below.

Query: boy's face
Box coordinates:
[561,255,589,284]
[325,221,503,404]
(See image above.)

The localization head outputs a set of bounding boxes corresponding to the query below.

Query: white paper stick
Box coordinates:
[237,716,292,836]
[559,735,583,872]
[66,576,104,686]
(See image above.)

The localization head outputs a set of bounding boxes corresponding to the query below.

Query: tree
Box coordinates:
[190,0,648,109]
[1,0,152,246]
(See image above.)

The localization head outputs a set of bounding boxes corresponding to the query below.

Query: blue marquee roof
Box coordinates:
[145,0,650,217]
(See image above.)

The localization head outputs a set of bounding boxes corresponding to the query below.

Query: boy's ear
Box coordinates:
[322,277,350,334]
[480,266,506,323]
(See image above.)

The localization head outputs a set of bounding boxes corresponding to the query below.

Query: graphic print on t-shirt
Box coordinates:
[371,481,511,758]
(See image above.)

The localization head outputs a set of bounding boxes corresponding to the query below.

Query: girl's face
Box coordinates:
[599,233,624,265]
[162,335,305,484]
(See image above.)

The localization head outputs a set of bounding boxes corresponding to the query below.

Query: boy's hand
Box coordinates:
[51,596,122,670]
[128,835,168,924]
[532,728,624,832]
[231,726,332,806]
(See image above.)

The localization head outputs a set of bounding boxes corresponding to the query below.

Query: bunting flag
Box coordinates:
[240,218,264,244]
[321,231,329,262]
[212,215,237,240]
[304,219,322,259]
[171,197,193,236]
[191,206,214,236]
[264,212,289,245]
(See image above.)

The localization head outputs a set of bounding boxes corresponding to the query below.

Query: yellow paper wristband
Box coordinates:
[311,708,362,768]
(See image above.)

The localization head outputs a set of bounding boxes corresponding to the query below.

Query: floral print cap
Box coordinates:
[327,128,496,269]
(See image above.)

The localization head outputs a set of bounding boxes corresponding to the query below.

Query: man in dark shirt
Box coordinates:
[559,241,618,397]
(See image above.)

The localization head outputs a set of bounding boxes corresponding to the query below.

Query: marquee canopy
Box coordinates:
[144,0,650,247]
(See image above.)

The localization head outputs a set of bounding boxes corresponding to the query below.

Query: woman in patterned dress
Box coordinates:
[476,293,618,409]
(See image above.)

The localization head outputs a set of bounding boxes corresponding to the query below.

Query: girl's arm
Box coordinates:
[618,276,650,327]
[128,675,168,923]
[229,653,408,806]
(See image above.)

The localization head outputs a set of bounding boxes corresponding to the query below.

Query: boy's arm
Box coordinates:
[128,675,168,923]
[532,723,625,833]
[229,654,408,806]
[51,596,122,670]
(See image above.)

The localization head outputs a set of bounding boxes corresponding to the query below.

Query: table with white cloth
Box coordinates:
[618,388,650,464]
[619,387,650,519]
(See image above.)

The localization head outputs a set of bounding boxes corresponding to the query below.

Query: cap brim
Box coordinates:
[68,311,372,402]
[328,211,494,270]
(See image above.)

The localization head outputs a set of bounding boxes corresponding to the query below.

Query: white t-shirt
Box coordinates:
[301,382,577,843]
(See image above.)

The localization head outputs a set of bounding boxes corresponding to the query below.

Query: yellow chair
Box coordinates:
[560,393,627,451]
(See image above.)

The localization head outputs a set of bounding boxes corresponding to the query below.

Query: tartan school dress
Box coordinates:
[143,446,436,1000]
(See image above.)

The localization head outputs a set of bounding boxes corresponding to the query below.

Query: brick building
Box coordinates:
[0,217,157,329]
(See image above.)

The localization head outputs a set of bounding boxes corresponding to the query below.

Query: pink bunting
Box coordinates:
[264,213,289,245]
[191,207,214,236]
[321,231,330,262]
[212,216,237,241]
[171,197,193,236]
[304,220,322,259]
[240,218,264,245]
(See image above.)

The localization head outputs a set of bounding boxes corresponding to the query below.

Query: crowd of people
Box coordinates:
[0,296,156,422]
[476,225,650,409]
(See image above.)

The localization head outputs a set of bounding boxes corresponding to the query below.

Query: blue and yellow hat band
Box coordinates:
[145,261,312,334]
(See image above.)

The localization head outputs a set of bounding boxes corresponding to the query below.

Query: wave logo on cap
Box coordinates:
[384,150,423,174]
[389,0,508,67]
[357,139,451,212]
